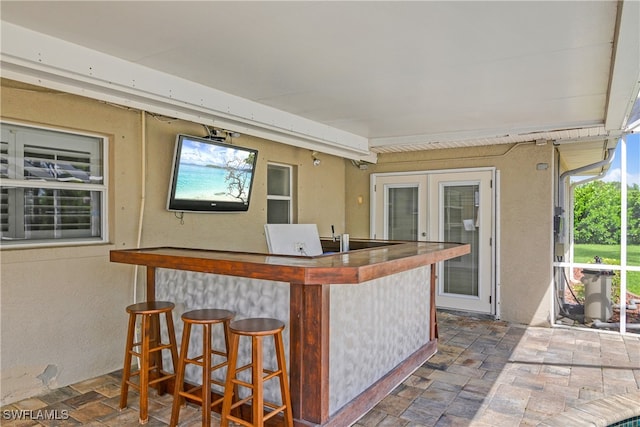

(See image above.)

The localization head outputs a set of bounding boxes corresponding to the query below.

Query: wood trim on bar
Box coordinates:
[430,264,438,340]
[110,242,469,286]
[289,284,304,421]
[289,284,330,424]
[146,266,156,302]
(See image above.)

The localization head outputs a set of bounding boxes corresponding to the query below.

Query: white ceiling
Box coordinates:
[1,1,639,170]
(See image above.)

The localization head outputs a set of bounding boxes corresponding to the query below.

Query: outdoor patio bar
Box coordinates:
[110,239,469,426]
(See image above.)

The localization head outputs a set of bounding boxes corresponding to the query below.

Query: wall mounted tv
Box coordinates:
[167,134,258,212]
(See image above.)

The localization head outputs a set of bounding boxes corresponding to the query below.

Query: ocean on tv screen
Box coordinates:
[175,163,251,202]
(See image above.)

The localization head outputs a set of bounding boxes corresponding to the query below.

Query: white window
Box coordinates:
[267,163,293,224]
[0,123,107,247]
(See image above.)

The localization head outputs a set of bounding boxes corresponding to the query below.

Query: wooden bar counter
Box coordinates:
[110,240,469,427]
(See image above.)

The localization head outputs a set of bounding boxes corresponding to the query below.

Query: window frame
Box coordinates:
[0,121,109,249]
[267,162,293,224]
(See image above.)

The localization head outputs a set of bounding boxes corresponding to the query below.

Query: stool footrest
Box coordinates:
[126,365,166,377]
[124,372,175,389]
[227,398,286,425]
[125,380,140,392]
[231,378,254,390]
[148,373,175,386]
[211,360,229,371]
[150,343,174,353]
[178,387,225,409]
[263,369,282,382]
[211,349,228,358]
[235,363,252,375]
[128,343,173,358]
[228,396,252,411]
[185,355,229,371]
[224,415,253,427]
[183,384,203,396]
[131,340,160,348]
[181,382,226,397]
[184,356,204,367]
[263,404,287,422]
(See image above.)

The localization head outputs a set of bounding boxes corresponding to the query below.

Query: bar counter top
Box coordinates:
[109,240,470,285]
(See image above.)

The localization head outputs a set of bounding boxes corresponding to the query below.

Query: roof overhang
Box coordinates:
[1,1,639,165]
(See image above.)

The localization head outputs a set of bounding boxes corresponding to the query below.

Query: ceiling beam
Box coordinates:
[0,22,375,162]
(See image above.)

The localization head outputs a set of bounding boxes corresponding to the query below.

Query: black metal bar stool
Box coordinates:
[220,317,293,427]
[170,308,235,427]
[119,301,179,424]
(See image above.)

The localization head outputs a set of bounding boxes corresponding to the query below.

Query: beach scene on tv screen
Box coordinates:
[175,139,255,203]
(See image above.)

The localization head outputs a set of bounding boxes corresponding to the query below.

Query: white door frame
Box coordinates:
[370,167,498,316]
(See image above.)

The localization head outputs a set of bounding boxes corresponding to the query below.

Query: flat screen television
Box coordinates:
[167,134,258,212]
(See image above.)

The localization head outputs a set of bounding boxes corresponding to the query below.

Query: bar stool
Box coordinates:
[170,308,235,427]
[119,301,179,425]
[220,318,293,427]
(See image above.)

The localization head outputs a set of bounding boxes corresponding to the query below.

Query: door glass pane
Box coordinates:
[387,186,418,240]
[443,184,479,296]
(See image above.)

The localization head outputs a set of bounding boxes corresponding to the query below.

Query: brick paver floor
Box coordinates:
[2,311,639,426]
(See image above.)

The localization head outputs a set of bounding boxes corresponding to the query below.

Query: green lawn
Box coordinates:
[574,244,640,296]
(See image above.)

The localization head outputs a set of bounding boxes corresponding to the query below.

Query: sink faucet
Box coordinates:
[331,225,349,252]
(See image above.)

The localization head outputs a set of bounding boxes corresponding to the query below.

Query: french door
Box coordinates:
[372,169,495,314]
[373,174,428,241]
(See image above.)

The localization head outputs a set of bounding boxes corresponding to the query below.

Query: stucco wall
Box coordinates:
[1,81,142,404]
[345,144,555,326]
[0,79,346,404]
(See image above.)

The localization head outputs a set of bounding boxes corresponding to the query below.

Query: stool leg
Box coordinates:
[139,314,151,424]
[220,332,239,427]
[169,322,191,427]
[164,310,179,403]
[119,313,136,410]
[274,331,293,427]
[222,320,239,419]
[165,310,179,375]
[252,335,264,426]
[202,323,212,427]
[149,313,165,395]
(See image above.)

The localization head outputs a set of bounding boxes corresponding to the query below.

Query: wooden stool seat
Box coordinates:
[120,300,178,425]
[170,308,235,427]
[229,318,284,336]
[221,318,293,427]
[126,300,176,315]
[183,308,235,324]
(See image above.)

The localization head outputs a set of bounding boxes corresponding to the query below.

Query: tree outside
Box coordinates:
[574,181,640,246]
